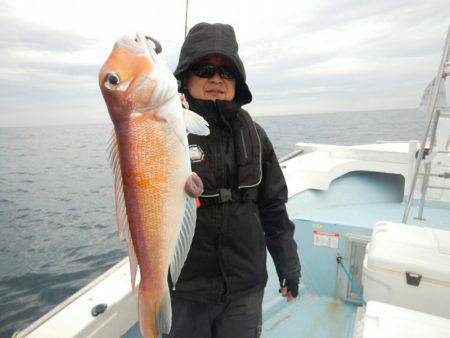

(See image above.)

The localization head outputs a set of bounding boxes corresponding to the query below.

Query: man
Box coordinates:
[164,22,301,338]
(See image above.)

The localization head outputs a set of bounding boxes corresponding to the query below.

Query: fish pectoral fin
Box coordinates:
[169,195,197,287]
[182,108,210,136]
[157,111,188,147]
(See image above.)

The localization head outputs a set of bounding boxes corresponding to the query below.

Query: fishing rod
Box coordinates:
[184,0,189,38]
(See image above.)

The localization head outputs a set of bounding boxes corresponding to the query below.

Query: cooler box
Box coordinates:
[352,301,450,338]
[362,221,450,318]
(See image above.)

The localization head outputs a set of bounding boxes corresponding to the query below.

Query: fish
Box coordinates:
[98,33,209,338]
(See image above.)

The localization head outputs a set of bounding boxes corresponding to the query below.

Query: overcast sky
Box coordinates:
[0,0,449,127]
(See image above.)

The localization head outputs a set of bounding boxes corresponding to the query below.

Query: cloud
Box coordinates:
[1,0,449,126]
[0,96,109,127]
[0,2,103,115]
[238,0,449,116]
[0,3,94,53]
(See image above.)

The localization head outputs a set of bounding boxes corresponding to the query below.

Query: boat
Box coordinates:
[13,25,450,338]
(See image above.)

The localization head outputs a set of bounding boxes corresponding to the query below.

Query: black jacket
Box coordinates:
[171,22,300,303]
[170,97,301,303]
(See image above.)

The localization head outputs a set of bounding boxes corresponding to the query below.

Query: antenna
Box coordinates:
[184,0,189,38]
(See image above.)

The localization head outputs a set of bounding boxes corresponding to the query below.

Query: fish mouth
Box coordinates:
[116,33,162,57]
[117,36,147,55]
[142,35,162,54]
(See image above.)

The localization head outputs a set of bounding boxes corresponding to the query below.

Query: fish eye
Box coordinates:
[104,72,120,90]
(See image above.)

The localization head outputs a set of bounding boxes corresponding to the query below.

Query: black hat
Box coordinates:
[174,22,252,105]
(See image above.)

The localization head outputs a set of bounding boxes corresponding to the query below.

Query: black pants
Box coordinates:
[163,290,263,338]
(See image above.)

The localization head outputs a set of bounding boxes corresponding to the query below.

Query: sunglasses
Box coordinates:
[190,64,237,80]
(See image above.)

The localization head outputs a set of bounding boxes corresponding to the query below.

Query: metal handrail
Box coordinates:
[279,149,304,163]
[402,25,450,223]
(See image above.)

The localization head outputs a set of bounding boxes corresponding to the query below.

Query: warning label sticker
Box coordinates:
[313,230,339,249]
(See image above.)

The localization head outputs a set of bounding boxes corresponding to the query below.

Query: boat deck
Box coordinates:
[262,292,357,338]
[122,170,449,338]
[292,201,450,231]
[287,169,450,231]
[16,167,450,338]
[121,288,359,338]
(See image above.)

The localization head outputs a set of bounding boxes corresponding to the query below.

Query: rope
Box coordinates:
[336,255,367,306]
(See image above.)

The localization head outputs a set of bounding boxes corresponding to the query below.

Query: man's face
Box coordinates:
[186,54,236,101]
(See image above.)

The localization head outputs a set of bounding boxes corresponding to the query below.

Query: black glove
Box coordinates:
[280,277,299,298]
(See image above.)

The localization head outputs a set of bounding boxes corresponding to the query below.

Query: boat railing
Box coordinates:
[403,25,450,222]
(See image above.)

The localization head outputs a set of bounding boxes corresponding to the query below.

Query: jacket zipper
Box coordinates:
[240,129,248,159]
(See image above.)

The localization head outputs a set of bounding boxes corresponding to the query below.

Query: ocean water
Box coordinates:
[0,109,425,337]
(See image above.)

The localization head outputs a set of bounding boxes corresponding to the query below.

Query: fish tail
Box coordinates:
[138,284,172,338]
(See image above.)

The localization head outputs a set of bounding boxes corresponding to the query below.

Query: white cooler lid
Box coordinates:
[367,221,450,283]
[362,301,450,338]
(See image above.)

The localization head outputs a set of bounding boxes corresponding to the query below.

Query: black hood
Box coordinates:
[174,22,252,105]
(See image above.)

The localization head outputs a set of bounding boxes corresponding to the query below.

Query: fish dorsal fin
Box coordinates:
[169,194,197,287]
[182,108,210,136]
[107,129,139,292]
